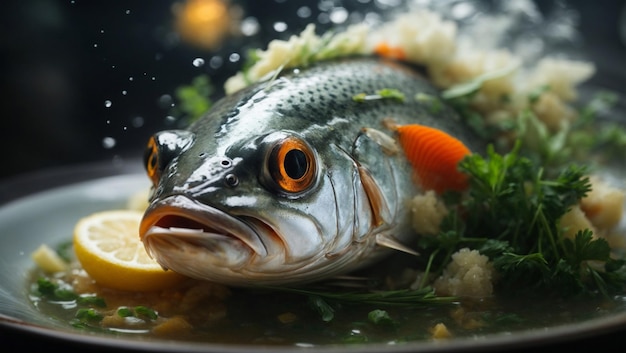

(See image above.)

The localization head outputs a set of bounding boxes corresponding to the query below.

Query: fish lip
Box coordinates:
[139,194,268,257]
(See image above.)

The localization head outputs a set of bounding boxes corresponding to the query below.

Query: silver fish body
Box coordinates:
[140,58,477,286]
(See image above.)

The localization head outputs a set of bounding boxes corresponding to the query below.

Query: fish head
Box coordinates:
[139,115,370,286]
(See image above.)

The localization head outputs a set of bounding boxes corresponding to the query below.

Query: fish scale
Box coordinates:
[139,58,481,286]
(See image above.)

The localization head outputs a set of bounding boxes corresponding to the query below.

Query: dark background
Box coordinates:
[0,0,625,351]
[0,0,624,181]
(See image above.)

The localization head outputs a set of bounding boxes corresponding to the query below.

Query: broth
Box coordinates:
[27,248,626,346]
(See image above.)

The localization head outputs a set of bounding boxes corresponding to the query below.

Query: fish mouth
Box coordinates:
[139,195,268,262]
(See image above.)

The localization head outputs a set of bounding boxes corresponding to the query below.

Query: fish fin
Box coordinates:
[358,166,392,227]
[361,127,399,155]
[375,233,419,256]
[396,124,471,194]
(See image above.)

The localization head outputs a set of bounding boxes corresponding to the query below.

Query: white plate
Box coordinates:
[1,160,626,353]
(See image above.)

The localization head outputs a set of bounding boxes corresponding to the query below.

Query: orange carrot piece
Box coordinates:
[374,42,407,60]
[396,124,471,194]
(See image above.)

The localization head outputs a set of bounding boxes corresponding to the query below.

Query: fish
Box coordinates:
[139,58,479,286]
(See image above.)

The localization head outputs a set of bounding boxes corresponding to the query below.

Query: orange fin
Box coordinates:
[396,124,471,194]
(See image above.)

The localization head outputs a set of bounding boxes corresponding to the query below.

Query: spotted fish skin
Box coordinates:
[140,58,480,286]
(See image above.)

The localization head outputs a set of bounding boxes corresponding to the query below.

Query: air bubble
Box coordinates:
[318,0,334,12]
[240,17,260,36]
[297,6,312,18]
[330,7,349,24]
[192,58,205,67]
[209,56,223,69]
[451,2,475,19]
[102,137,116,149]
[273,21,288,32]
[131,116,144,128]
[158,94,173,108]
[229,53,240,63]
[164,115,177,124]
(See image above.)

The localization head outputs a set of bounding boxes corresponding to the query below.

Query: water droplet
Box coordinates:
[192,58,205,67]
[102,137,116,149]
[112,155,124,167]
[93,43,98,48]
[131,116,144,128]
[158,94,173,108]
[151,76,156,81]
[229,53,240,63]
[106,120,111,124]
[317,12,330,24]
[164,115,177,125]
[125,9,131,15]
[318,0,334,12]
[104,100,112,108]
[121,90,127,95]
[374,0,402,8]
[240,17,260,36]
[100,29,105,34]
[451,2,475,19]
[123,126,128,131]
[209,56,223,69]
[297,6,312,18]
[273,21,288,32]
[330,7,349,24]
[129,76,134,81]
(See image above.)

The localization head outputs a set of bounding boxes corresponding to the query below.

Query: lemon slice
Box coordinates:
[73,210,186,292]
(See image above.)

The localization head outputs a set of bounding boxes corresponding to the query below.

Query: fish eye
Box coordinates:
[143,130,195,187]
[266,136,317,194]
[144,136,161,186]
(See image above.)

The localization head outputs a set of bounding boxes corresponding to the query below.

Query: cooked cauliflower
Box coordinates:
[580,176,625,231]
[370,10,457,66]
[223,9,594,156]
[433,248,494,298]
[560,176,625,241]
[410,190,448,236]
[526,58,596,102]
[560,204,597,240]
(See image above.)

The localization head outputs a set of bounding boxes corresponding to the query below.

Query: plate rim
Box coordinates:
[1,159,626,352]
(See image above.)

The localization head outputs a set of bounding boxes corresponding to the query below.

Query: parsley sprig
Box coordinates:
[419,143,626,297]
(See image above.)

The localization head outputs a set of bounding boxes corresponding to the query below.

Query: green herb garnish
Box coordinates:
[75,308,103,322]
[415,93,442,113]
[171,74,214,125]
[36,278,78,301]
[116,306,158,320]
[441,64,518,100]
[353,88,406,103]
[368,309,397,327]
[134,306,159,320]
[77,295,106,308]
[419,142,626,296]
